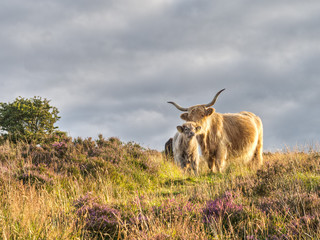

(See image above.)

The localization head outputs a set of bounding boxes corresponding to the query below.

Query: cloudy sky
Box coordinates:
[1,0,320,151]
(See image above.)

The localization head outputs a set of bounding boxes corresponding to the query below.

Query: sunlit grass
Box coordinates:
[0,136,319,239]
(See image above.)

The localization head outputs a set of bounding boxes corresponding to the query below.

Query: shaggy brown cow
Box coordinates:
[173,122,201,174]
[168,89,263,172]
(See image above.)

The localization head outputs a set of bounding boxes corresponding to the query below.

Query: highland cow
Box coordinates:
[168,89,263,173]
[173,122,201,174]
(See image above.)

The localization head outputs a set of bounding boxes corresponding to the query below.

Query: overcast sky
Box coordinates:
[1,0,320,151]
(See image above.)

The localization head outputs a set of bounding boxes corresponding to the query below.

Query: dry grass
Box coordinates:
[0,137,319,239]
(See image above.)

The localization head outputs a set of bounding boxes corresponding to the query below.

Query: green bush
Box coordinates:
[0,96,62,144]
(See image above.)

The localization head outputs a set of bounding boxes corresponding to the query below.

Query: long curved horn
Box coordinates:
[167,101,188,112]
[205,88,225,107]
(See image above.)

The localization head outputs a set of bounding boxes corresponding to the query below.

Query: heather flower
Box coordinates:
[0,165,9,174]
[202,191,244,225]
[52,141,68,150]
[78,203,120,233]
[52,141,68,158]
[18,170,53,186]
[73,193,121,236]
[258,197,282,215]
[102,147,121,164]
[73,192,97,209]
[289,214,319,236]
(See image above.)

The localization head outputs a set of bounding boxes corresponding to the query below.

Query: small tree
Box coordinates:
[0,96,61,143]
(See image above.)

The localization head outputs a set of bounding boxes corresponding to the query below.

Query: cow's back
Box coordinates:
[221,112,262,159]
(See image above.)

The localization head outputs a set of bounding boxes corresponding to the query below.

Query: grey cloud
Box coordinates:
[1,0,320,151]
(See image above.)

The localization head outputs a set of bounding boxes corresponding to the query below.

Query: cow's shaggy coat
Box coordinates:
[172,122,201,174]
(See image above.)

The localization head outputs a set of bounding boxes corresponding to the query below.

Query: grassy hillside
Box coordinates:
[0,135,319,239]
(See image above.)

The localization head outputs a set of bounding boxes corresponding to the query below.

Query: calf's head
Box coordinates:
[176,122,201,139]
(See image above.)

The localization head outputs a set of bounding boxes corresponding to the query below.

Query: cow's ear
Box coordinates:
[177,126,184,133]
[180,113,189,121]
[195,126,201,132]
[206,108,215,116]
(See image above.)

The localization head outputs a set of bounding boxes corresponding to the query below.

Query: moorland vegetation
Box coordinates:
[0,97,319,239]
[0,135,319,239]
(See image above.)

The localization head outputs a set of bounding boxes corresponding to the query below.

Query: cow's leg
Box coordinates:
[207,157,214,172]
[255,133,263,167]
[194,160,199,175]
[215,147,227,173]
[206,152,220,173]
[207,155,219,173]
[179,157,187,169]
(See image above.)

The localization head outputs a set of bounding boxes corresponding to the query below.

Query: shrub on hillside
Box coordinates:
[73,193,121,238]
[254,161,291,196]
[202,191,246,232]
[0,96,62,144]
[17,170,53,186]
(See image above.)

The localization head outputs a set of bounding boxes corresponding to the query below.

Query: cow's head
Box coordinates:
[168,89,225,123]
[176,122,201,139]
